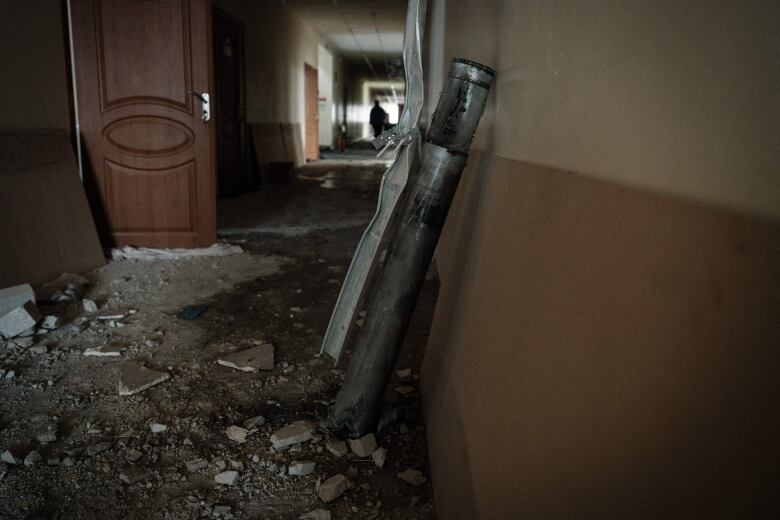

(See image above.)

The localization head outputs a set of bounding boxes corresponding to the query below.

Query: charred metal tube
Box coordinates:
[331,59,495,437]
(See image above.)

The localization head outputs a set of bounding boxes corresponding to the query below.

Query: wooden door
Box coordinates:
[304,63,319,161]
[213,8,247,197]
[71,0,216,248]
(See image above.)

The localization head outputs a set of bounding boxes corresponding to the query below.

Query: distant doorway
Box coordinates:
[304,63,319,161]
[213,7,248,197]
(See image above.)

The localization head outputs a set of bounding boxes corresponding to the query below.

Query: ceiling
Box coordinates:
[284,0,407,79]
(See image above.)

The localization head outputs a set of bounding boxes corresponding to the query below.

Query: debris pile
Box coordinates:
[0,233,434,518]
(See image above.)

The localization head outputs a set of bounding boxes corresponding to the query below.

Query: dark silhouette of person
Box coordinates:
[370,100,387,138]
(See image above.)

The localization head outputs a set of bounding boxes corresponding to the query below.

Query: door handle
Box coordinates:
[188,91,211,123]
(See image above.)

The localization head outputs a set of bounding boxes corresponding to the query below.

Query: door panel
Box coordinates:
[71,0,216,248]
[305,63,319,161]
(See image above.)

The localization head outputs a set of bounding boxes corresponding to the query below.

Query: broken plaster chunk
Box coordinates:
[0,284,35,317]
[118,363,170,396]
[0,301,42,339]
[41,315,61,330]
[83,344,124,357]
[397,468,427,486]
[242,415,265,429]
[325,440,347,458]
[149,423,167,433]
[214,470,239,486]
[24,450,43,466]
[270,421,314,450]
[288,460,316,476]
[30,344,47,355]
[225,425,248,443]
[12,337,34,349]
[371,447,387,468]
[1,450,20,465]
[82,299,98,313]
[94,309,131,321]
[317,474,350,503]
[217,344,274,372]
[349,433,377,457]
[300,509,332,520]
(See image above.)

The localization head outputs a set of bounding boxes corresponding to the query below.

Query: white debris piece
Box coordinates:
[41,315,61,330]
[1,450,20,465]
[118,364,170,396]
[0,284,35,317]
[214,470,239,485]
[149,423,167,433]
[93,309,135,321]
[242,415,265,429]
[349,433,377,457]
[270,421,315,450]
[300,509,332,520]
[397,468,427,486]
[111,242,243,261]
[0,301,42,339]
[83,345,124,357]
[371,447,387,468]
[217,344,274,372]
[82,299,98,313]
[225,425,248,443]
[317,474,350,503]
[288,460,316,476]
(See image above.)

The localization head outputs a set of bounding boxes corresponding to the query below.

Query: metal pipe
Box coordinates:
[331,59,495,437]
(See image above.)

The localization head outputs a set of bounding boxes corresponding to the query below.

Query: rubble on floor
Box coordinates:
[270,421,315,450]
[0,161,435,519]
[318,474,351,503]
[349,433,378,457]
[110,242,243,261]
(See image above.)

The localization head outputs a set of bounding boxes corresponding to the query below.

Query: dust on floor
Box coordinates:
[0,160,437,519]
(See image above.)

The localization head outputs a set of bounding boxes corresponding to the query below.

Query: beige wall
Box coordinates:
[422,1,780,518]
[213,0,320,147]
[0,1,70,130]
[431,0,780,222]
[423,154,780,519]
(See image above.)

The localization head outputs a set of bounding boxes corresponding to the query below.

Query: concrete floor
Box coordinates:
[0,159,437,519]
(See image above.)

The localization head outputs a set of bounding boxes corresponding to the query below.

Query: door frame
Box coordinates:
[212,6,249,197]
[304,62,319,161]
